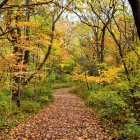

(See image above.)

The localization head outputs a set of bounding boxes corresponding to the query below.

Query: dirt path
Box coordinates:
[7,88,110,140]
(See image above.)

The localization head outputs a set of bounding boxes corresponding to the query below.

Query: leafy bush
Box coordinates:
[21,100,40,113]
[40,87,52,95]
[0,101,9,129]
[0,100,22,130]
[21,87,35,99]
[115,79,140,117]
[49,71,59,81]
[86,91,127,119]
[96,63,109,71]
[22,86,53,102]
[52,82,73,89]
[0,101,9,114]
[123,118,140,139]
[37,96,50,105]
[73,82,140,139]
[0,85,53,136]
[40,87,53,100]
[70,86,89,100]
[0,118,8,129]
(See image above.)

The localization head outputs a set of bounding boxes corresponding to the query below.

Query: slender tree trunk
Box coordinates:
[12,77,21,107]
[100,26,106,63]
[24,0,30,65]
[94,31,100,63]
[12,46,22,107]
[12,0,30,106]
[11,13,23,107]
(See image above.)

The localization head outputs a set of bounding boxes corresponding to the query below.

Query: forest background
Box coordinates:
[0,0,140,139]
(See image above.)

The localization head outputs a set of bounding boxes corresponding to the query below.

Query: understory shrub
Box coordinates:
[123,118,140,139]
[72,82,140,139]
[52,82,73,89]
[70,86,89,100]
[40,87,52,95]
[22,87,35,99]
[20,86,53,113]
[21,100,40,113]
[37,96,50,105]
[21,86,53,102]
[0,99,21,130]
[0,84,53,135]
[86,91,127,119]
[48,72,73,89]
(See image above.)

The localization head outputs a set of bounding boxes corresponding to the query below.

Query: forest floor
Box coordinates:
[6,88,110,140]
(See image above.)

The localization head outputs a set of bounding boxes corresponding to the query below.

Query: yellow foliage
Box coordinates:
[72,67,123,84]
[10,22,41,27]
[17,22,41,27]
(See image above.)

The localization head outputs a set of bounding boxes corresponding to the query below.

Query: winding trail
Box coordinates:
[7,88,110,140]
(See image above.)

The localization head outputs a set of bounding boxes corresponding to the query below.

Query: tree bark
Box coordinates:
[128,0,140,38]
[24,0,30,65]
[0,0,8,8]
[12,28,22,107]
[100,26,106,63]
[8,10,23,107]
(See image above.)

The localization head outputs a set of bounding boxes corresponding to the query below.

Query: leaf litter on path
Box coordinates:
[6,88,110,140]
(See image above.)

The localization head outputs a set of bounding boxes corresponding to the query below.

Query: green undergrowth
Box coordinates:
[70,83,140,140]
[0,85,53,138]
[51,82,74,89]
[48,72,74,89]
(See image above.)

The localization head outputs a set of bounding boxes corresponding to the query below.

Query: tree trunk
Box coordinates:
[128,0,140,38]
[0,0,8,8]
[12,45,22,107]
[11,14,22,107]
[24,0,30,65]
[12,77,21,107]
[100,26,106,63]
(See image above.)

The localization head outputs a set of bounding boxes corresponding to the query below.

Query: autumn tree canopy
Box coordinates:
[0,0,140,139]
